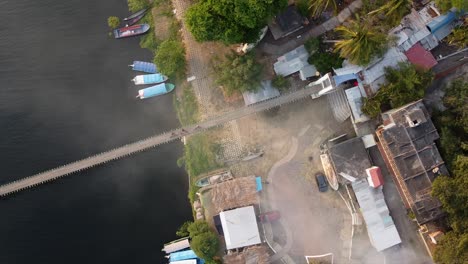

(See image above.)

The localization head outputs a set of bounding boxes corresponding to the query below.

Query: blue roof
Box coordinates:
[169,250,205,263]
[256,176,263,191]
[132,61,158,73]
[426,11,457,41]
[333,73,358,86]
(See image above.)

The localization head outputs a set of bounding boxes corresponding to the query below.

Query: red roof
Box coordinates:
[404,43,438,69]
[366,166,384,188]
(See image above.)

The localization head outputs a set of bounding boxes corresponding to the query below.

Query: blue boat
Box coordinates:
[129,61,158,73]
[132,73,168,85]
[136,83,175,99]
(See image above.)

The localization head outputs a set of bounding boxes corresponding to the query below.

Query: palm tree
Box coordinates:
[368,0,412,26]
[308,0,338,18]
[334,18,388,66]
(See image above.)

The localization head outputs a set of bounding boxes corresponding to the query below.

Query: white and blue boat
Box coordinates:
[129,61,158,73]
[136,83,175,99]
[132,73,168,85]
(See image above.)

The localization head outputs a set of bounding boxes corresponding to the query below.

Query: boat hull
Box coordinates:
[132,74,168,85]
[130,61,158,73]
[137,83,175,99]
[113,24,150,39]
[124,8,149,21]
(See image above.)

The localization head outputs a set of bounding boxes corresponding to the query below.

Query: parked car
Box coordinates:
[258,210,281,223]
[315,173,328,192]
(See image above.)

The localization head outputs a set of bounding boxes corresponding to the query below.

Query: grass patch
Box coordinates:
[174,84,200,126]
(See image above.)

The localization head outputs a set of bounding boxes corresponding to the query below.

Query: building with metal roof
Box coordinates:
[163,238,190,254]
[352,179,402,251]
[345,85,370,124]
[376,100,447,224]
[404,43,438,69]
[242,81,280,106]
[169,249,205,264]
[273,45,316,80]
[426,10,458,41]
[220,206,261,250]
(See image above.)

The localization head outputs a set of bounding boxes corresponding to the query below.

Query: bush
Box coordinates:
[190,231,220,260]
[305,37,321,54]
[176,221,192,237]
[272,75,291,91]
[308,52,343,74]
[154,40,185,78]
[107,16,120,29]
[128,0,149,12]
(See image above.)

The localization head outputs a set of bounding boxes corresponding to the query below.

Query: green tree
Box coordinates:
[368,0,412,26]
[434,232,468,264]
[190,231,220,260]
[176,221,192,237]
[447,25,468,50]
[185,0,287,44]
[308,0,338,17]
[107,16,120,29]
[272,75,291,91]
[443,79,468,133]
[213,52,263,95]
[361,62,433,117]
[304,37,321,54]
[308,51,343,74]
[154,40,185,78]
[188,220,211,237]
[334,17,389,65]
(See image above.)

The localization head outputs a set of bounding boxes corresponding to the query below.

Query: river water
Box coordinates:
[0,0,190,262]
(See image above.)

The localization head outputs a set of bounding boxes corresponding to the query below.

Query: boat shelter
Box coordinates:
[220,206,261,250]
[163,238,190,254]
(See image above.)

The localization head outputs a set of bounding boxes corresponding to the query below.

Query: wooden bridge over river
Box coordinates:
[0,76,333,197]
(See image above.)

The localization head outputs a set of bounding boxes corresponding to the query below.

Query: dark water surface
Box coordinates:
[0,0,191,263]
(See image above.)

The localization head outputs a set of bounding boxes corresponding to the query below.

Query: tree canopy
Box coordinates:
[190,231,220,260]
[361,62,433,117]
[334,17,389,65]
[176,221,192,237]
[447,25,468,50]
[436,0,468,13]
[308,0,338,17]
[213,52,263,95]
[368,0,411,26]
[154,40,185,78]
[185,0,287,44]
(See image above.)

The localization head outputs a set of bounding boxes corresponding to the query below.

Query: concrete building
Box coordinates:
[219,206,261,250]
[376,100,447,224]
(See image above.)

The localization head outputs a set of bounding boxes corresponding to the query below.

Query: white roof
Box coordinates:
[352,179,402,251]
[163,238,190,254]
[274,45,311,77]
[220,206,261,250]
[345,86,369,123]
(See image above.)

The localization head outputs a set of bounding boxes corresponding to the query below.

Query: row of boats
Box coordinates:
[129,61,175,99]
[113,8,151,39]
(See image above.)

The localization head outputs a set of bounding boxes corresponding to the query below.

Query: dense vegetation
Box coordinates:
[154,40,186,79]
[447,24,468,49]
[308,0,338,17]
[176,221,220,263]
[361,62,433,117]
[305,37,343,74]
[431,79,468,264]
[272,75,291,91]
[436,0,468,12]
[334,17,389,65]
[368,0,411,26]
[185,0,287,44]
[213,52,263,95]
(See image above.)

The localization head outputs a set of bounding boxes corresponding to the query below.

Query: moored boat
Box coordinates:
[124,8,149,21]
[129,61,158,73]
[132,73,168,85]
[126,12,147,26]
[113,24,150,39]
[136,83,175,99]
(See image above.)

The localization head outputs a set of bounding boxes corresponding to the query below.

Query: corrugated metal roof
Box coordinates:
[404,43,438,69]
[352,179,402,251]
[273,45,311,77]
[344,86,369,124]
[242,81,280,106]
[163,238,190,254]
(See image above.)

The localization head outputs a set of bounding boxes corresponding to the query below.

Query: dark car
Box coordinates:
[258,210,281,223]
[315,173,328,192]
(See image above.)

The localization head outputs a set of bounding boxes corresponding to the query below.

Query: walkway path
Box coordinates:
[0,82,325,197]
[259,0,363,56]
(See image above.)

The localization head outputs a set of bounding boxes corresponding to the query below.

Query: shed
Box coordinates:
[273,45,311,77]
[404,43,437,69]
[426,11,457,41]
[220,206,261,250]
[345,86,370,124]
[366,166,384,188]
